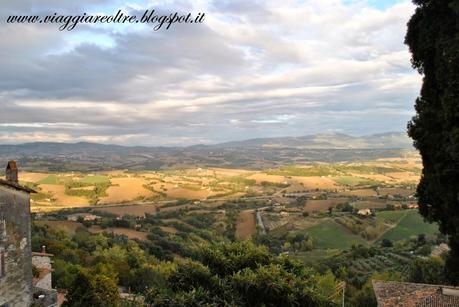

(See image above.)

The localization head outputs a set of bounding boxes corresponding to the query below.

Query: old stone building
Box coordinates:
[0,161,35,307]
[0,161,58,307]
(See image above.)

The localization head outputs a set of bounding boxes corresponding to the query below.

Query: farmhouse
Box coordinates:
[431,243,450,258]
[272,203,286,212]
[357,208,372,216]
[407,203,419,209]
[67,213,100,221]
[0,161,58,307]
[372,280,459,306]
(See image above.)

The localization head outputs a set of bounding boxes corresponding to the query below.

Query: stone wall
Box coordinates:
[0,185,32,307]
[32,255,53,290]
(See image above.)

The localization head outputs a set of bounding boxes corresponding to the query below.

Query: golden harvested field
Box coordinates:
[139,173,161,179]
[165,187,212,200]
[304,198,349,213]
[34,220,84,234]
[40,184,89,207]
[20,172,49,182]
[94,204,157,217]
[99,177,155,204]
[248,174,287,184]
[88,226,148,241]
[292,176,339,190]
[24,161,422,214]
[235,210,256,240]
[213,168,252,177]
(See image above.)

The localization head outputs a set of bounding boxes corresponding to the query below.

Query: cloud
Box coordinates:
[0,0,421,145]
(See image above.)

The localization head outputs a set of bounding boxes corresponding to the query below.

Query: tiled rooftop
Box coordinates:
[372,280,459,307]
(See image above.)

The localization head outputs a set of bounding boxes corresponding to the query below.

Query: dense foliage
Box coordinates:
[32,223,341,306]
[405,0,459,283]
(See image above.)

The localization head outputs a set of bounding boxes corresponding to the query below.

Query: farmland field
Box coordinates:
[38,175,60,185]
[379,210,439,241]
[291,176,338,190]
[235,210,256,240]
[20,172,49,183]
[88,226,148,241]
[333,176,378,186]
[80,175,110,184]
[378,187,415,197]
[248,174,287,184]
[291,249,341,267]
[351,200,388,209]
[99,177,155,204]
[305,220,367,249]
[94,204,157,217]
[304,198,348,213]
[340,189,377,197]
[376,210,408,224]
[39,184,89,207]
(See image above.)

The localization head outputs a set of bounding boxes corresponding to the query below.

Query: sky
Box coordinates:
[0,0,421,146]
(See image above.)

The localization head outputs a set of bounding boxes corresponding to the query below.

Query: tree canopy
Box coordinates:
[146,241,339,306]
[405,0,459,283]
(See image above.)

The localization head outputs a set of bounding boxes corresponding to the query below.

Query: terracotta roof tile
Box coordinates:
[373,280,459,307]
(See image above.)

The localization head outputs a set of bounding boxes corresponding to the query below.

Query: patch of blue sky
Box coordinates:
[68,31,116,48]
[343,0,402,10]
[45,31,116,55]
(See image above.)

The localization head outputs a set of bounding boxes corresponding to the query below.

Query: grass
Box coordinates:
[376,210,408,224]
[379,210,439,241]
[80,175,110,184]
[292,249,341,267]
[38,175,60,185]
[305,220,367,249]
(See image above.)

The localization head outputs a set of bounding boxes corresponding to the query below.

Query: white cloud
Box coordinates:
[0,0,420,145]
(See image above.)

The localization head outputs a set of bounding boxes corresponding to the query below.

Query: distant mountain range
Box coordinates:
[203,132,413,149]
[0,132,415,171]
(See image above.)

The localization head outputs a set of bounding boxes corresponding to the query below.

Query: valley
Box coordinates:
[29,152,439,273]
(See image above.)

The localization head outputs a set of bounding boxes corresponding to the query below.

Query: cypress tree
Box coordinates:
[405,0,459,284]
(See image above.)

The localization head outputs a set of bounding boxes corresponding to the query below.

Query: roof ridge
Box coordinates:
[0,178,36,193]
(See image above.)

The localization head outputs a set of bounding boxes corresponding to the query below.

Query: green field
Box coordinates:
[379,210,439,241]
[80,175,110,184]
[376,210,408,224]
[38,175,59,185]
[305,220,367,249]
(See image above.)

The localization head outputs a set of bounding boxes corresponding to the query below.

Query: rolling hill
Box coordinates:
[0,132,416,171]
